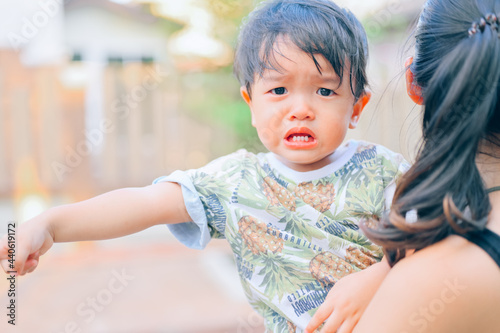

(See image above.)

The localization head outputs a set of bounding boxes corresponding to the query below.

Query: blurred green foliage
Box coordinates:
[179,69,265,154]
[178,0,266,155]
[363,16,411,42]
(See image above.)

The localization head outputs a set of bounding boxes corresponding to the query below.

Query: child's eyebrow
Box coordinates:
[261,73,341,85]
[260,73,287,83]
[316,74,341,86]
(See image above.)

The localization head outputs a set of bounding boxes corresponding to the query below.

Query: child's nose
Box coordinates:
[288,100,316,121]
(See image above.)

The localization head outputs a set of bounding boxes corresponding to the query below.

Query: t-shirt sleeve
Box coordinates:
[153,150,246,250]
[153,170,212,250]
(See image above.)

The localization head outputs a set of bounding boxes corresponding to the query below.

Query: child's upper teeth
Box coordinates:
[292,136,310,142]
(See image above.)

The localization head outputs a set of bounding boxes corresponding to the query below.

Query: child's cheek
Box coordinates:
[256,127,275,146]
[266,109,287,133]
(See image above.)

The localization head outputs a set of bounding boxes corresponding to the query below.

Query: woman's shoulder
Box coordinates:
[355,234,500,332]
[398,233,500,283]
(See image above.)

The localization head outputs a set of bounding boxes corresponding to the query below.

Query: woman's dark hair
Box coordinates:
[233,0,369,100]
[364,0,500,266]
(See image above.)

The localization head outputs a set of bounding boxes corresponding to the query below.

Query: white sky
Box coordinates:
[145,0,394,57]
[123,0,393,19]
[148,0,226,58]
[115,0,401,58]
[0,0,405,59]
[335,1,392,17]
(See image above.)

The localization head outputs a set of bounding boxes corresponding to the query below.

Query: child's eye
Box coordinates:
[271,87,287,95]
[317,88,335,97]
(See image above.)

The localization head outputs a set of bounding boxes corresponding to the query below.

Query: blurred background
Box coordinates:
[0,0,425,332]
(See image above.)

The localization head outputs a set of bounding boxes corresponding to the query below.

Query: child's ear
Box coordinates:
[240,87,256,127]
[405,57,424,105]
[349,90,371,129]
[240,86,251,105]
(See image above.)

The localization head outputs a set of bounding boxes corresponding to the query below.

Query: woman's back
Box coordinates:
[355,186,500,332]
[355,218,500,332]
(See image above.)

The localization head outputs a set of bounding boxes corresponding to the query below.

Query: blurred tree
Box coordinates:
[178,0,266,155]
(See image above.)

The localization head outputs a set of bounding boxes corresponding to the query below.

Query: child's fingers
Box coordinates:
[27,259,39,273]
[20,251,40,275]
[20,258,39,276]
[0,259,11,273]
[306,305,334,333]
[336,319,357,333]
[319,312,344,333]
[0,237,27,273]
[0,248,8,261]
[11,242,37,274]
[0,235,10,260]
[0,232,27,272]
[0,222,50,275]
[27,251,40,261]
[18,259,35,276]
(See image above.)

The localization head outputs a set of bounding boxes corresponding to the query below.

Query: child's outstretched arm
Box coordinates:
[305,258,391,333]
[0,182,188,276]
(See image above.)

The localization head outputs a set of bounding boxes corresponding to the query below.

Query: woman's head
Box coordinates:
[411,0,500,138]
[365,0,500,265]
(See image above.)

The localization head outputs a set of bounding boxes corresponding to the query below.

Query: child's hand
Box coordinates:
[305,261,390,333]
[0,214,54,276]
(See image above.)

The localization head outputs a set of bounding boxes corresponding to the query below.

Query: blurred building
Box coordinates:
[0,0,231,221]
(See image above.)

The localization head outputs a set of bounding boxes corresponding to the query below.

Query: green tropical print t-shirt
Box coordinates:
[154,140,409,332]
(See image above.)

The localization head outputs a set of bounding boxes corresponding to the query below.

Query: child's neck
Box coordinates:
[274,152,337,173]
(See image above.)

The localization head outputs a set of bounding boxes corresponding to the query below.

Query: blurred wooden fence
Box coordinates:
[0,50,218,202]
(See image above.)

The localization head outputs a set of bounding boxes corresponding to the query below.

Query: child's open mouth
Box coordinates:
[283,127,318,149]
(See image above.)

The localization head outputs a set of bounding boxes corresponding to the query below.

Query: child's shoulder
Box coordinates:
[351,140,409,167]
[352,139,400,156]
[195,149,266,174]
[216,149,263,163]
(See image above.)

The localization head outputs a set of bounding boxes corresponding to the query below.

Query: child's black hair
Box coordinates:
[234,0,369,100]
[364,0,500,265]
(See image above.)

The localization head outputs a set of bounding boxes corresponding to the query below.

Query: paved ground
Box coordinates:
[0,225,265,333]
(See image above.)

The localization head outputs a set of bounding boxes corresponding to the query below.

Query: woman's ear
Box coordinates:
[405,57,424,105]
[349,90,371,129]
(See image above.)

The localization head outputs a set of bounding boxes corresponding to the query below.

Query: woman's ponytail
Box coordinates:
[364,0,500,266]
